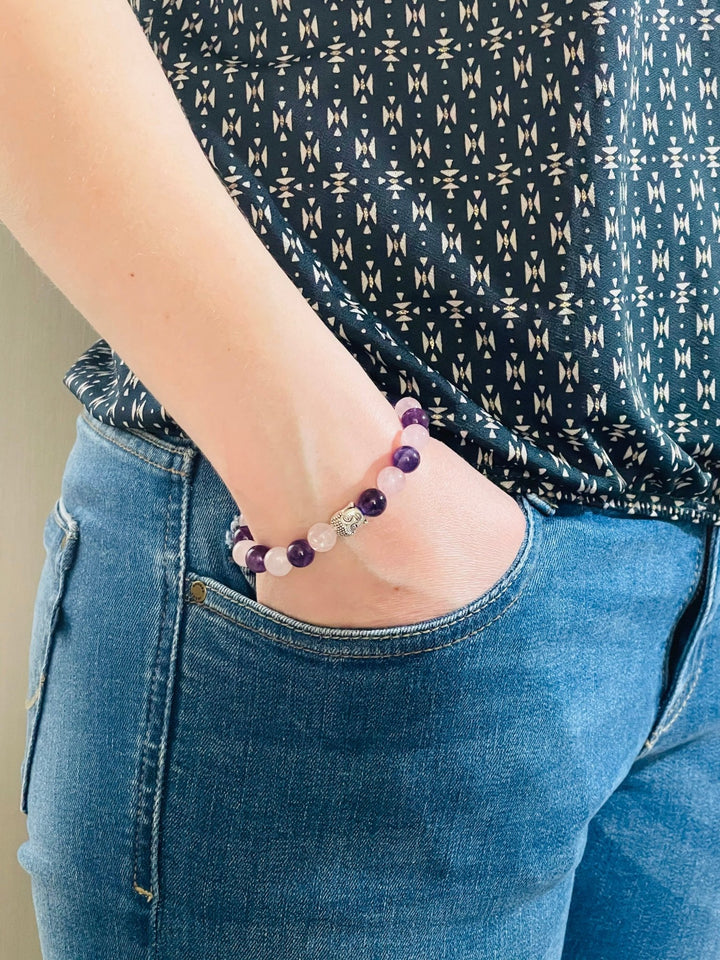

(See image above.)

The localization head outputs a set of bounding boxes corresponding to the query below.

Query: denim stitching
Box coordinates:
[50,503,79,571]
[645,540,716,745]
[80,410,191,477]
[81,407,194,457]
[199,549,528,646]
[25,510,78,711]
[648,642,709,744]
[186,587,525,659]
[642,529,715,752]
[209,497,537,644]
[655,539,705,696]
[150,450,195,950]
[51,504,79,537]
[122,423,196,457]
[53,510,75,537]
[131,483,173,903]
[24,676,44,711]
[21,506,81,813]
[52,497,78,535]
[199,573,524,640]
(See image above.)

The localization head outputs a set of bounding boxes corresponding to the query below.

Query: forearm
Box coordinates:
[0,0,399,540]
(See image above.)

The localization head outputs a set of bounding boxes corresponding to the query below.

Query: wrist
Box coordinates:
[232,389,405,546]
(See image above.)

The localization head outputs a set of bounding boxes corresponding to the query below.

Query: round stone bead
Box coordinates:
[356,487,387,517]
[232,539,257,566]
[400,407,430,430]
[287,539,315,568]
[264,546,293,576]
[307,522,337,552]
[232,525,253,544]
[246,544,270,573]
[376,465,406,496]
[392,445,421,473]
[401,423,430,450]
[245,543,270,573]
[394,397,422,418]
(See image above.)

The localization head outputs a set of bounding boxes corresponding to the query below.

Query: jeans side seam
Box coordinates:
[131,479,173,906]
[150,450,196,955]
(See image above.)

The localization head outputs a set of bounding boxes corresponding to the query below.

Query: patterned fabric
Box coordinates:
[63,0,720,525]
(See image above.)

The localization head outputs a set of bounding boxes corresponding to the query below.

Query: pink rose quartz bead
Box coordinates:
[394,397,422,418]
[401,423,430,450]
[264,546,293,576]
[376,465,406,496]
[307,522,337,552]
[232,539,257,567]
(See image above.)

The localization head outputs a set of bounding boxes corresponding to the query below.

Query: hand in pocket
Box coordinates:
[254,437,528,630]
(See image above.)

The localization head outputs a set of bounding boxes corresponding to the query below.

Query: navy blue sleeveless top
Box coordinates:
[63,0,720,525]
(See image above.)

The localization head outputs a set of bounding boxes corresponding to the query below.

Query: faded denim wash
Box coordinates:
[17,408,720,959]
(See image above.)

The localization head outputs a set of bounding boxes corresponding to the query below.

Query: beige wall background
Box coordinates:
[1,221,95,960]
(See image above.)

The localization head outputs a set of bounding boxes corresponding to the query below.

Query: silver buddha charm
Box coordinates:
[329,501,368,537]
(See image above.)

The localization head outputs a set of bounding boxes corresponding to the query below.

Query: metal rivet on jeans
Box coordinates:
[189,580,207,603]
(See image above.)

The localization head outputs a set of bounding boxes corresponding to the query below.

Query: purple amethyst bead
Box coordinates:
[232,525,253,544]
[392,445,421,473]
[245,544,270,573]
[400,407,430,430]
[287,538,315,567]
[356,487,387,517]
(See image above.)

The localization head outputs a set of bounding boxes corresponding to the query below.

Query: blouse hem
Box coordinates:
[512,485,720,527]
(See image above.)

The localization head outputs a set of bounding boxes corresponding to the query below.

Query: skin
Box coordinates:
[0,0,526,629]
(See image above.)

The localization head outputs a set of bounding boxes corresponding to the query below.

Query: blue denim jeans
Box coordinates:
[17,408,720,959]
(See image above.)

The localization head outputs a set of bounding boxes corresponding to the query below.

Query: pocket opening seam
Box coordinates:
[213,494,539,643]
[187,583,527,659]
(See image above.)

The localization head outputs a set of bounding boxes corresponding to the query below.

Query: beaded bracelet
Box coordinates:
[225,396,430,577]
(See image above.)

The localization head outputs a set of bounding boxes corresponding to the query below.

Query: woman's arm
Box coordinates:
[0,0,400,543]
[0,0,527,628]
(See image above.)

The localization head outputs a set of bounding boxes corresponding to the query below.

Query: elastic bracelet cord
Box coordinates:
[225,396,430,577]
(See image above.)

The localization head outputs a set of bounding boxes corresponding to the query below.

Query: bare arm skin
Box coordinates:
[0,0,399,533]
[0,0,526,628]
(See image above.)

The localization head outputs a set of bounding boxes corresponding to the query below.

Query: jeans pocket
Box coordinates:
[20,496,80,815]
[184,493,549,659]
